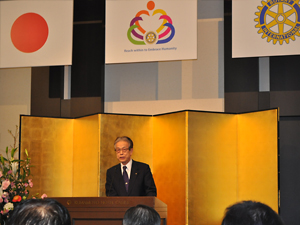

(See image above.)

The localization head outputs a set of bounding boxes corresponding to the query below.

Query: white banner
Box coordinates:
[106,0,197,64]
[0,1,73,68]
[232,0,300,58]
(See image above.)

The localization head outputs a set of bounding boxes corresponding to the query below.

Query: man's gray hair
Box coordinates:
[114,136,133,149]
[123,204,161,225]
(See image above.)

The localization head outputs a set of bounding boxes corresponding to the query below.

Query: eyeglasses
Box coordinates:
[115,148,130,153]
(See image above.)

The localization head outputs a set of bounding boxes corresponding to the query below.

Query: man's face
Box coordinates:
[115,140,133,165]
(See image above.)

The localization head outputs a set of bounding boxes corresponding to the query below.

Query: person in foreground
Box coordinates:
[221,200,285,225]
[105,136,157,196]
[6,198,71,225]
[123,204,161,225]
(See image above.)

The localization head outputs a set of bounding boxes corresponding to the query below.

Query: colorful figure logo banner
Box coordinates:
[255,0,300,45]
[106,0,197,63]
[127,1,175,45]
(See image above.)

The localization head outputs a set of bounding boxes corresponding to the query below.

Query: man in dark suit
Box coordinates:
[105,136,157,196]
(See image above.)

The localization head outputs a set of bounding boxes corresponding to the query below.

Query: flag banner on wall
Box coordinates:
[232,0,300,58]
[0,0,73,68]
[106,0,197,64]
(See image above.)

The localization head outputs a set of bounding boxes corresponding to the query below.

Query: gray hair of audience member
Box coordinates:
[123,204,161,225]
[221,200,285,225]
[6,198,71,225]
[114,136,134,149]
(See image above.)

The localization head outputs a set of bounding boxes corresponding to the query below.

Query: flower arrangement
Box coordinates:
[0,126,46,224]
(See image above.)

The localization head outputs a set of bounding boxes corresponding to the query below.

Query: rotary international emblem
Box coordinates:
[145,31,157,44]
[255,0,300,44]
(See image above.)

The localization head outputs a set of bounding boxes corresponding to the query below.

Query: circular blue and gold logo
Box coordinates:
[145,31,157,44]
[255,0,300,44]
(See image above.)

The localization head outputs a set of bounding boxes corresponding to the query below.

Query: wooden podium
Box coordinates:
[54,197,167,225]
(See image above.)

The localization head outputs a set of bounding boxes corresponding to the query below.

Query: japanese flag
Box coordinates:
[0,1,73,68]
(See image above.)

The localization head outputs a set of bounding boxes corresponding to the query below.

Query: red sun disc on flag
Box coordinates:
[11,13,49,53]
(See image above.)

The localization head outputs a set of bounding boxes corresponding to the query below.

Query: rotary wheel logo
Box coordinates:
[255,0,300,44]
[145,31,157,44]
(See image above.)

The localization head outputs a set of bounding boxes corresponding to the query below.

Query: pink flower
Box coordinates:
[2,180,10,190]
[41,193,47,199]
[7,170,12,175]
[0,171,2,177]
[24,183,28,187]
[10,182,15,189]
[0,198,3,203]
[28,179,33,188]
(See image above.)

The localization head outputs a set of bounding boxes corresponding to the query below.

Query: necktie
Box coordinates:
[123,166,129,192]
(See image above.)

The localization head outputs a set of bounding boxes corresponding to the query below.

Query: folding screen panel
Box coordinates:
[188,112,238,225]
[72,115,100,197]
[99,114,153,197]
[153,112,187,225]
[20,109,278,225]
[20,116,73,197]
[237,110,278,209]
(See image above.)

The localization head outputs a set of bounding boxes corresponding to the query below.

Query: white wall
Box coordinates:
[105,0,224,114]
[0,68,31,155]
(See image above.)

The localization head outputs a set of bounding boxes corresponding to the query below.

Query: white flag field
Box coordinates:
[232,0,300,58]
[0,1,73,68]
[106,0,197,64]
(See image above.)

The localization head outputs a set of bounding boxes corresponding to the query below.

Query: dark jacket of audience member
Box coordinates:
[123,204,160,225]
[221,200,284,225]
[6,198,71,225]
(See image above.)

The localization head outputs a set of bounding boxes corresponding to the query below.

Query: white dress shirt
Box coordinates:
[121,159,132,179]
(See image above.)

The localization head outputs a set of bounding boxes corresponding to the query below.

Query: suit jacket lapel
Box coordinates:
[128,160,139,195]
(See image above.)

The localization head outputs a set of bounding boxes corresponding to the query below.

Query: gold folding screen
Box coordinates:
[20,109,278,225]
[188,112,238,225]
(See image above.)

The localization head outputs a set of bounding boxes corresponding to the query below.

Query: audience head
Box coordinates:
[221,200,284,225]
[6,198,71,225]
[123,204,161,225]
